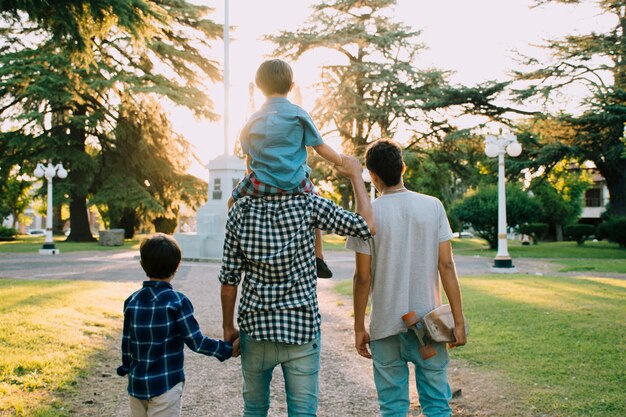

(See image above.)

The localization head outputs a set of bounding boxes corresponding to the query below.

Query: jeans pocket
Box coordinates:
[287,338,320,374]
[371,335,404,367]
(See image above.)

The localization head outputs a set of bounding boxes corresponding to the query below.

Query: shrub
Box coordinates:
[518,223,549,245]
[596,217,626,248]
[564,224,595,246]
[0,226,17,241]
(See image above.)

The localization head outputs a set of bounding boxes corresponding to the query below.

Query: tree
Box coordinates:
[451,184,541,249]
[0,166,32,229]
[92,98,207,238]
[268,0,455,207]
[0,1,222,240]
[511,0,626,216]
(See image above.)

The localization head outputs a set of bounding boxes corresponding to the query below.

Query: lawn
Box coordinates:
[322,233,348,251]
[334,275,626,417]
[553,258,626,274]
[0,235,142,253]
[0,279,135,416]
[451,238,626,259]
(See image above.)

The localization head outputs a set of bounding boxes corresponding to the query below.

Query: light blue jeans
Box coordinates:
[240,330,320,417]
[370,331,452,417]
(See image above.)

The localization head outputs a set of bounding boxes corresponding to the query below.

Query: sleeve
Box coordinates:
[175,296,233,361]
[116,299,131,377]
[438,199,454,243]
[299,109,324,147]
[238,119,253,155]
[218,207,244,286]
[346,235,372,255]
[312,195,372,240]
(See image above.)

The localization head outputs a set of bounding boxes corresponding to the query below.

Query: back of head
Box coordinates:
[365,140,404,187]
[255,59,293,96]
[140,233,181,279]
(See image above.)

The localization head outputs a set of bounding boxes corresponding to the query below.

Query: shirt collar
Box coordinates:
[264,97,290,105]
[142,280,173,289]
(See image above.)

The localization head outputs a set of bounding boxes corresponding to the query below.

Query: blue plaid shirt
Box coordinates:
[219,194,371,345]
[117,280,232,399]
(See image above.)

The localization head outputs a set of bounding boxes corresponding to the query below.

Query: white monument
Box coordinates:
[175,154,245,260]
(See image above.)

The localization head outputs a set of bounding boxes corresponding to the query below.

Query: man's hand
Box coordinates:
[231,337,241,358]
[335,155,363,179]
[355,330,372,359]
[449,323,467,348]
[224,327,239,344]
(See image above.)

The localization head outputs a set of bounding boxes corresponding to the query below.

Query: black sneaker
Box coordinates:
[316,257,333,279]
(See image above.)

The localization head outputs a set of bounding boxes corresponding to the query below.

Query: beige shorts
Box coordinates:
[129,382,184,417]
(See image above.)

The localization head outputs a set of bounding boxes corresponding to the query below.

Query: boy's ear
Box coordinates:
[290,82,295,92]
[402,163,407,175]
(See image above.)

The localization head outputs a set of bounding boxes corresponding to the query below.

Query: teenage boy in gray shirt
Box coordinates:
[347,140,466,417]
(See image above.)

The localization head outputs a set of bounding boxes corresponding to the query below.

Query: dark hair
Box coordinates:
[255,59,293,95]
[365,140,404,187]
[140,233,181,279]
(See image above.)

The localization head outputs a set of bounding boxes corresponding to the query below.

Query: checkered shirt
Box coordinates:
[117,281,232,400]
[218,194,372,345]
[232,171,315,201]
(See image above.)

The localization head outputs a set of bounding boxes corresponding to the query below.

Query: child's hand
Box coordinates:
[231,337,241,358]
[336,154,346,167]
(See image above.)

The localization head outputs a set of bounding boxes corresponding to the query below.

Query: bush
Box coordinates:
[596,217,626,248]
[518,223,549,245]
[0,226,17,241]
[564,224,595,246]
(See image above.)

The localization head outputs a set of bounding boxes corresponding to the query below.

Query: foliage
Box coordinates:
[518,222,548,244]
[451,184,540,249]
[0,226,17,239]
[511,0,626,216]
[268,0,471,206]
[563,224,596,246]
[0,1,222,241]
[597,217,626,248]
[0,167,32,229]
[91,98,207,238]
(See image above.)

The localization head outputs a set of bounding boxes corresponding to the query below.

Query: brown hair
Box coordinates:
[139,233,181,279]
[255,59,293,95]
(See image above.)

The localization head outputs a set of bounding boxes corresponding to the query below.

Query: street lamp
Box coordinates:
[485,134,522,270]
[34,162,67,255]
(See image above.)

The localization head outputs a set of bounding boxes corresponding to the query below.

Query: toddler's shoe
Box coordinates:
[316,257,333,279]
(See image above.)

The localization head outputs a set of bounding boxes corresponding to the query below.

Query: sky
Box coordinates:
[172,0,611,179]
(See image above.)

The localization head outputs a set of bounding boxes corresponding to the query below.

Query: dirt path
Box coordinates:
[62,257,532,417]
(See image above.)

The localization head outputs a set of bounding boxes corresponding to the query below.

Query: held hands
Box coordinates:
[354,330,372,359]
[335,154,363,179]
[224,327,241,358]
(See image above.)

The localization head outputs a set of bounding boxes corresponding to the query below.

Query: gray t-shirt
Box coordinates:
[346,191,454,341]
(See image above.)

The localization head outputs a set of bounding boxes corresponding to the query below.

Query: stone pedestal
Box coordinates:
[175,154,246,261]
[98,229,125,246]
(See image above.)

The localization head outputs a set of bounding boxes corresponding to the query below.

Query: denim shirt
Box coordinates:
[240,97,324,190]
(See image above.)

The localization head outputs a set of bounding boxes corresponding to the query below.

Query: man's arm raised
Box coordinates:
[335,155,376,235]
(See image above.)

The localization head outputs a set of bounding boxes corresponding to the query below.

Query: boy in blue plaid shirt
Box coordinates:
[230,59,346,278]
[117,233,238,417]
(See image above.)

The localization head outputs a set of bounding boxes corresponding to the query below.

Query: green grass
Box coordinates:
[553,258,626,273]
[334,275,626,416]
[322,234,347,251]
[0,279,136,416]
[0,235,141,253]
[452,238,626,259]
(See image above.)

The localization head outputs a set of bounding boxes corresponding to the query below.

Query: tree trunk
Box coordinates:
[66,105,96,242]
[53,204,63,235]
[111,209,137,239]
[603,166,626,217]
[555,223,563,242]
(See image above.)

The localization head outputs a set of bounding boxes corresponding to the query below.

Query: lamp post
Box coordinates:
[485,134,522,270]
[34,162,67,255]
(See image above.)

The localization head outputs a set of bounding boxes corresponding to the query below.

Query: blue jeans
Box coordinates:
[240,330,320,417]
[370,332,452,417]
